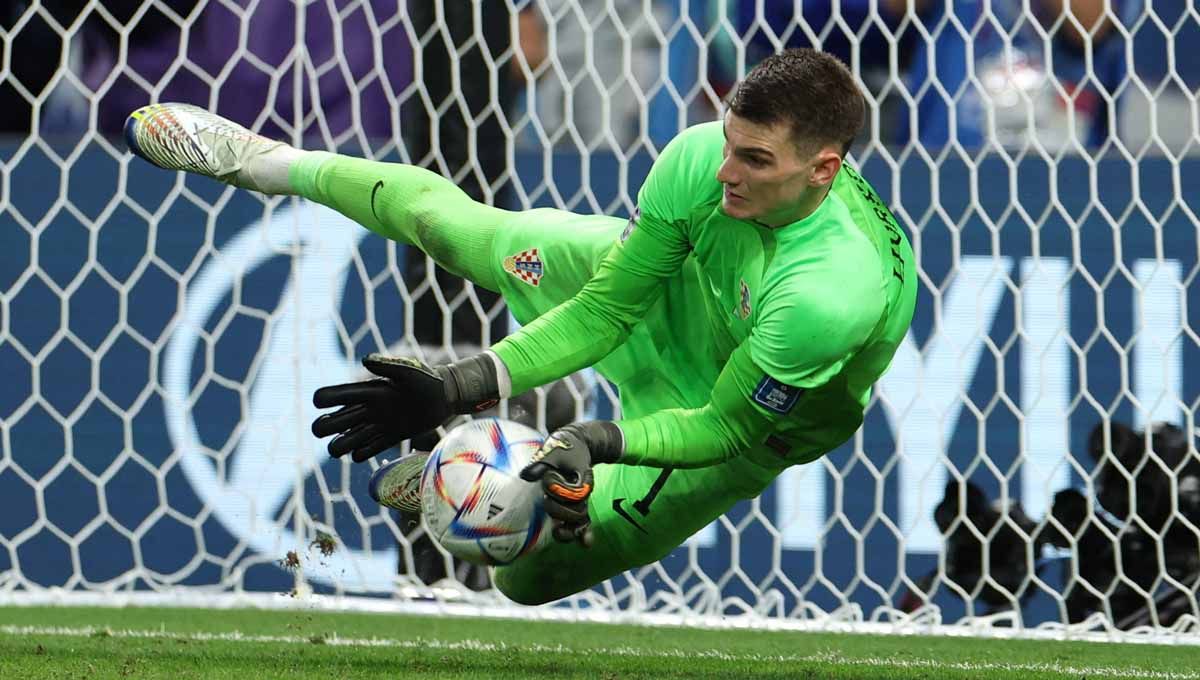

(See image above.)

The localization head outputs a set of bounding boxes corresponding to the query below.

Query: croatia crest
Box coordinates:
[503,248,545,287]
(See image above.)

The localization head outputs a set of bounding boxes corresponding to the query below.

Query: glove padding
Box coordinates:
[312,353,499,462]
[520,421,623,546]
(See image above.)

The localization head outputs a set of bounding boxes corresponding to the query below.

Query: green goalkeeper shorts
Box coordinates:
[487,209,780,605]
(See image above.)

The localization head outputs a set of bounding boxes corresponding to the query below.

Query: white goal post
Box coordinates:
[2,0,1199,642]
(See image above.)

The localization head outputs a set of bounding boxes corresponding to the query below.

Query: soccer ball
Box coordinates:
[419,418,553,566]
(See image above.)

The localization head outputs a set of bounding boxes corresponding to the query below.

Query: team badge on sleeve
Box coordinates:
[752,375,803,415]
[503,248,545,286]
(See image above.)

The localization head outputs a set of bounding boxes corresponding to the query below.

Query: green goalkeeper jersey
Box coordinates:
[492,121,917,469]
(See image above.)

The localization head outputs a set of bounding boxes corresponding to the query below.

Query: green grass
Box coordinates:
[1,605,1198,679]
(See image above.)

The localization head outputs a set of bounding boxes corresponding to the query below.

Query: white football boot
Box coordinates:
[124,102,292,192]
[367,453,431,514]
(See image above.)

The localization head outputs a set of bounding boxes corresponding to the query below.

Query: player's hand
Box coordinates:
[520,421,624,546]
[311,353,500,462]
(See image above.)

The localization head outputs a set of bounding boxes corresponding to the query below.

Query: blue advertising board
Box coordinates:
[2,140,1198,625]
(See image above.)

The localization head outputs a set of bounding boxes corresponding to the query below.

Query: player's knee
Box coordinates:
[493,567,558,606]
[494,553,604,605]
[406,188,490,277]
[414,211,452,262]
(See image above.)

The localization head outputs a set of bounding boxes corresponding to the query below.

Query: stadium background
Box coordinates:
[2,0,1200,641]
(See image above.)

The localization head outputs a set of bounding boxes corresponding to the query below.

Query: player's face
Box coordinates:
[716,112,842,225]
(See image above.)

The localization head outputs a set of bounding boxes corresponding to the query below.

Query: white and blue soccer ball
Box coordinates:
[419,418,553,566]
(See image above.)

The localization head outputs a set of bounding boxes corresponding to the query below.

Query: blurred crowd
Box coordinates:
[3,0,1197,155]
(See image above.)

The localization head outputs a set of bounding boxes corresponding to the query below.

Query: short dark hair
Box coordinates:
[729,48,865,157]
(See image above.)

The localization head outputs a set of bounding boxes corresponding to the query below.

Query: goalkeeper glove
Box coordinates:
[520,421,624,547]
[311,353,500,462]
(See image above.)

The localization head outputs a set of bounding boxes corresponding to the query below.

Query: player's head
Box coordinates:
[717,48,865,225]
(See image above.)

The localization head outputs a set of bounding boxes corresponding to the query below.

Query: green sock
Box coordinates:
[289,152,502,292]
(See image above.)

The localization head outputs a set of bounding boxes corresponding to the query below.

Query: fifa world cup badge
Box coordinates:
[503,248,545,286]
[752,376,803,415]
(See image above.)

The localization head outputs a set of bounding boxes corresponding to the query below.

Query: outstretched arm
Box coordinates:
[489,203,688,395]
[526,339,810,476]
[489,121,709,394]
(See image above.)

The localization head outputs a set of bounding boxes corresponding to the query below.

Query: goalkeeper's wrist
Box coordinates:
[572,420,624,465]
[439,354,501,413]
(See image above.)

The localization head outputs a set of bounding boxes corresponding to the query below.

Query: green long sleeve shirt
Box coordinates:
[492,122,917,469]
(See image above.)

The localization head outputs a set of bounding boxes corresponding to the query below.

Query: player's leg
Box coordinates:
[124,102,622,296]
[494,454,780,605]
[294,151,630,305]
[287,152,512,291]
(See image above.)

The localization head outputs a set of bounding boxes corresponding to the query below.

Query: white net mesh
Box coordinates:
[2,0,1199,639]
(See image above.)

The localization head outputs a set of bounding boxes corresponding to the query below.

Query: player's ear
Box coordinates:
[809,147,842,187]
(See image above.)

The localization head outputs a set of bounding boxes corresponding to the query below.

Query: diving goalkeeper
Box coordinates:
[125,48,917,605]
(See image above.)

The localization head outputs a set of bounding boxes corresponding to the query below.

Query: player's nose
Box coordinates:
[715,157,740,186]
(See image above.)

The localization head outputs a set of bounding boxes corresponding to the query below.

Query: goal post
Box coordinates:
[2,0,1199,641]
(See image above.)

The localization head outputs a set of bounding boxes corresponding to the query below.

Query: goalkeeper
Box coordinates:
[125,48,916,604]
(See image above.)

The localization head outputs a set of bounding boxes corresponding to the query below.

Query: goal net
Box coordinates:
[2,0,1199,640]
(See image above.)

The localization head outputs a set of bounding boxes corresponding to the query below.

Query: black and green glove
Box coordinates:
[520,421,624,547]
[311,353,500,462]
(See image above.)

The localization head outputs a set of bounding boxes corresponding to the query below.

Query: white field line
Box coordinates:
[1,624,1197,680]
[5,591,1198,647]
